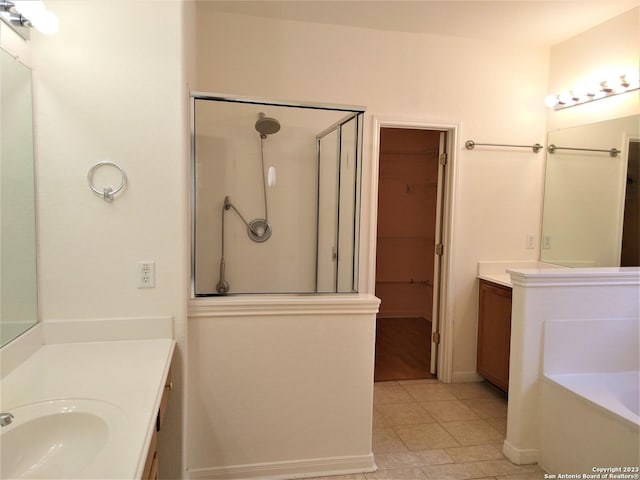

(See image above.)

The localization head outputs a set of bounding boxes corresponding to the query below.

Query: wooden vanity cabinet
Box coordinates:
[477,279,512,392]
[142,430,158,480]
[142,367,172,480]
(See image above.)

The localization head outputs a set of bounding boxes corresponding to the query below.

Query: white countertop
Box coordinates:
[477,260,567,288]
[478,273,513,288]
[0,338,175,479]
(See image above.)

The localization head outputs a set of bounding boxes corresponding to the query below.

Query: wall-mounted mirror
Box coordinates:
[1,47,38,346]
[540,114,639,267]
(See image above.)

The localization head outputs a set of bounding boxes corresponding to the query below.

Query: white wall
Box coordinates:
[504,268,640,464]
[194,7,550,381]
[30,1,191,477]
[187,295,380,479]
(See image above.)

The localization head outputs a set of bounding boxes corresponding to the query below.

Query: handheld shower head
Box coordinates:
[216,257,229,294]
[255,112,280,138]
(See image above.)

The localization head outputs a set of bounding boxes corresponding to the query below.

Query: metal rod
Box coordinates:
[216,199,230,294]
[547,144,620,157]
[191,91,366,113]
[259,137,269,222]
[465,140,543,153]
[316,112,359,140]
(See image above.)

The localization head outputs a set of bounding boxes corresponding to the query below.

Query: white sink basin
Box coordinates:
[1,399,127,479]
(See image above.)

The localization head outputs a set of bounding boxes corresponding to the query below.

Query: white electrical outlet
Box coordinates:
[543,234,552,250]
[137,261,155,288]
[526,234,536,250]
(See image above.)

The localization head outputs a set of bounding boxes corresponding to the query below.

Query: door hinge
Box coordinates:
[432,331,441,344]
[439,152,447,166]
[435,243,444,256]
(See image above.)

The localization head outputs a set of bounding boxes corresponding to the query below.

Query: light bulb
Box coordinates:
[13,0,45,18]
[602,75,622,93]
[13,0,58,34]
[571,82,597,102]
[614,82,628,94]
[623,70,640,88]
[544,94,559,109]
[31,8,58,34]
[585,82,599,97]
[592,86,607,99]
[558,91,574,106]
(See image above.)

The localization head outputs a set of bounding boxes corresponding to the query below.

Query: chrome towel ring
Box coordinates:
[87,161,127,201]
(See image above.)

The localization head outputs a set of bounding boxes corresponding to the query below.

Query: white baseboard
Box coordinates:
[188,453,377,480]
[450,371,483,383]
[503,439,538,465]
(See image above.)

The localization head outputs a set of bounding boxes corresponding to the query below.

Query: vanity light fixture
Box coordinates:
[0,0,58,37]
[545,70,639,110]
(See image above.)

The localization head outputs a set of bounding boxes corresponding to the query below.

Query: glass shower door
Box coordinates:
[316,114,361,293]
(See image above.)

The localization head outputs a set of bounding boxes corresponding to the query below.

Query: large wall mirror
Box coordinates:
[540,114,639,267]
[1,47,38,346]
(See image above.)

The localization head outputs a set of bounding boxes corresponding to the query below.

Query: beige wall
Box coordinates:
[30,1,191,477]
[194,7,549,380]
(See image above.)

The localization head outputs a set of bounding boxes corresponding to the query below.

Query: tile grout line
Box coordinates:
[369,380,547,479]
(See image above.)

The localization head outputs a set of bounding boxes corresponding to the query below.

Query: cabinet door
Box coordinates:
[477,280,512,392]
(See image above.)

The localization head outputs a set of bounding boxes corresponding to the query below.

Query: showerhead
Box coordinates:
[255,112,280,138]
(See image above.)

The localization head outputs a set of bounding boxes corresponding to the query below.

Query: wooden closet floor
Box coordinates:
[374,317,436,382]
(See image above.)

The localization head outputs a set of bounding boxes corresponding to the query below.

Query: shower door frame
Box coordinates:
[189,91,366,297]
[315,112,363,293]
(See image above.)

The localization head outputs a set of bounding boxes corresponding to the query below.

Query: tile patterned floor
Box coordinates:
[312,380,546,480]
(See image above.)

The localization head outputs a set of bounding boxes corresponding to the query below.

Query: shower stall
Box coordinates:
[191,93,365,295]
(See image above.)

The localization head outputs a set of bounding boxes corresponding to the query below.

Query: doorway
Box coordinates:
[621,139,639,267]
[374,127,447,382]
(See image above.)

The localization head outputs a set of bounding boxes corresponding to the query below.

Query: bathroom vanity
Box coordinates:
[475,261,563,392]
[143,364,173,480]
[476,279,512,392]
[0,327,175,480]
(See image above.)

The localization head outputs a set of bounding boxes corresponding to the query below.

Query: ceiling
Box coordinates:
[204,0,640,47]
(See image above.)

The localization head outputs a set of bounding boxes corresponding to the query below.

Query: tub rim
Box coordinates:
[543,371,640,430]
